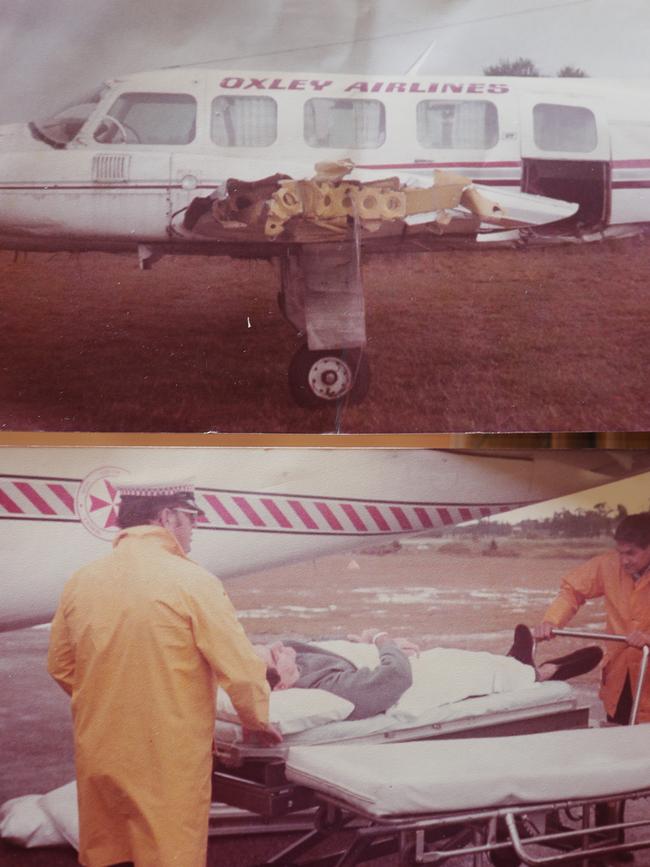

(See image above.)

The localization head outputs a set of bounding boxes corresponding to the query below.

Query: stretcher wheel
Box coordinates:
[288,344,370,407]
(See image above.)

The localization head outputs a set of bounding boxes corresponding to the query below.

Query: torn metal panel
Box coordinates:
[181,164,513,244]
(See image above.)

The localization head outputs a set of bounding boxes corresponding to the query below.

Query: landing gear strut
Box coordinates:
[280,243,369,407]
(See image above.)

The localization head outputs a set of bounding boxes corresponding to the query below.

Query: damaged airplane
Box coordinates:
[1,66,648,404]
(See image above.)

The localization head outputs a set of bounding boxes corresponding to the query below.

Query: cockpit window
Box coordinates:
[30,86,107,147]
[93,92,197,145]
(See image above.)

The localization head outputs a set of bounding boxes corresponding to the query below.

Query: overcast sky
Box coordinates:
[0,0,648,123]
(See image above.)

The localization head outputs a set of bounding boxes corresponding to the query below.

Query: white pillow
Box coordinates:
[0,793,65,848]
[39,782,79,849]
[217,687,354,735]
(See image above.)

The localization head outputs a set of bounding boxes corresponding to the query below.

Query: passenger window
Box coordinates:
[304,98,386,149]
[93,93,197,145]
[211,96,277,147]
[417,100,498,149]
[533,103,597,153]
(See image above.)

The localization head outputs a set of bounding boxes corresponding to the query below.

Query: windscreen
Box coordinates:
[30,85,107,147]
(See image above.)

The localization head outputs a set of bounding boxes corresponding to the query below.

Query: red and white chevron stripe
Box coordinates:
[0,475,520,536]
[0,477,79,520]
[195,490,515,535]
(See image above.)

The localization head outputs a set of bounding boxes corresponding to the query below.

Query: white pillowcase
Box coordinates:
[39,781,79,849]
[217,687,354,735]
[0,794,63,848]
[0,782,80,851]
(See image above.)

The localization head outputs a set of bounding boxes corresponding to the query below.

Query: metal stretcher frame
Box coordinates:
[255,787,650,867]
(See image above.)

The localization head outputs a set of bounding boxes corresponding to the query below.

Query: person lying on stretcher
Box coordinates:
[254,625,602,720]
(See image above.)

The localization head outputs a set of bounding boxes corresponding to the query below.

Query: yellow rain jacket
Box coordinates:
[47,525,270,867]
[543,549,650,722]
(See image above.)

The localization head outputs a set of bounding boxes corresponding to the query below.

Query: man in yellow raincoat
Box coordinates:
[48,476,281,867]
[534,512,650,725]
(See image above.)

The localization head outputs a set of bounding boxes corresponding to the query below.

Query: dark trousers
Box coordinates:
[596,677,634,847]
[607,675,634,726]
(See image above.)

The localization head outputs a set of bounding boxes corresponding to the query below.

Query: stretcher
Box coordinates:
[212,681,586,833]
[210,636,650,864]
[276,724,650,866]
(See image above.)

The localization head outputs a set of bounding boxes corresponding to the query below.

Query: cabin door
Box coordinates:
[519,95,611,230]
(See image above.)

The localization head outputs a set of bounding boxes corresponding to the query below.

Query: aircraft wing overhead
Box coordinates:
[2,447,650,634]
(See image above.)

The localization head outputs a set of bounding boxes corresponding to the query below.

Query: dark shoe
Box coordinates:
[507,624,535,668]
[545,646,603,681]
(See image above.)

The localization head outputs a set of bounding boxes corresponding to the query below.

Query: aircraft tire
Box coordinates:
[288,344,370,407]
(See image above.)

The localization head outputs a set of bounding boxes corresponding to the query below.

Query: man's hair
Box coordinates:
[614,512,650,548]
[265,666,281,690]
[116,495,187,529]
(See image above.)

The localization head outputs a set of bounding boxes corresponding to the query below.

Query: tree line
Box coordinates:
[483,57,588,77]
[452,504,647,539]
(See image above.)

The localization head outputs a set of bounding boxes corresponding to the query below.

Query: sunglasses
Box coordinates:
[172,507,203,525]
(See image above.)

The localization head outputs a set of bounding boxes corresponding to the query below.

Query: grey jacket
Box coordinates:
[285,639,412,720]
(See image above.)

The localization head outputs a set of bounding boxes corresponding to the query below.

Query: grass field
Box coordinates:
[2,236,650,432]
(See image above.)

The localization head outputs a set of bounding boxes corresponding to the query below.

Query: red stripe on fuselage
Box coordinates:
[288,500,319,530]
[47,484,75,513]
[233,496,266,527]
[314,502,344,531]
[0,489,22,514]
[13,482,56,515]
[261,498,292,528]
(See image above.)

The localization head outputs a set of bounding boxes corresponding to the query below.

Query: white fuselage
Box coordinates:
[0,67,649,253]
[0,447,630,631]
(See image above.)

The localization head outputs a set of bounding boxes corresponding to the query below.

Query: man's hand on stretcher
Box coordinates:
[533,621,556,641]
[347,629,420,657]
[626,630,650,648]
[534,621,650,648]
[241,722,283,746]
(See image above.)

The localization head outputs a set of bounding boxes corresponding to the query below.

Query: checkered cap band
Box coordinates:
[115,476,195,499]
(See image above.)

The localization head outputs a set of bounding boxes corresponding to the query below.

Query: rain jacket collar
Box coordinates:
[112,524,187,558]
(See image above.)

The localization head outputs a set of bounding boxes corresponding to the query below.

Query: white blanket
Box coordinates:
[312,641,535,721]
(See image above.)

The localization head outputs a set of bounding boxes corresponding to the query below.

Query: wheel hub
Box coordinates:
[308,356,354,400]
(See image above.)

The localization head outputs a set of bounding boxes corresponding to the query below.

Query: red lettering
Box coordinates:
[288,79,307,90]
[345,81,368,93]
[310,80,333,91]
[269,78,286,90]
[487,83,509,94]
[427,83,440,93]
[467,83,485,94]
[371,82,383,93]
[244,77,267,90]
[386,82,407,93]
[441,83,463,93]
[220,77,244,89]
[409,82,426,93]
